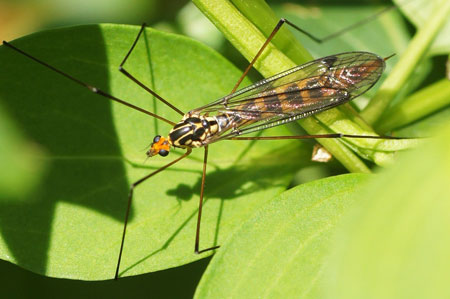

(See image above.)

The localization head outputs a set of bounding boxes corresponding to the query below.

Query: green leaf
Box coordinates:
[194,173,369,298]
[326,122,450,299]
[395,0,450,55]
[0,24,312,280]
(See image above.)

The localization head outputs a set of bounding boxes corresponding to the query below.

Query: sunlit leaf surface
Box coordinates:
[195,174,368,298]
[327,123,450,299]
[0,24,310,280]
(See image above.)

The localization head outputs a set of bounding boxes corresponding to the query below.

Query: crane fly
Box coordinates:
[3,18,399,280]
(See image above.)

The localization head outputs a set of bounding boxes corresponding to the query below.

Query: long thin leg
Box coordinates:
[230,6,396,94]
[230,19,285,94]
[2,41,176,126]
[194,146,220,254]
[119,23,184,116]
[115,148,192,280]
[287,6,395,44]
[227,133,405,141]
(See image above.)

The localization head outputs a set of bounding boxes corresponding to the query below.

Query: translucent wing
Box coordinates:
[191,52,385,143]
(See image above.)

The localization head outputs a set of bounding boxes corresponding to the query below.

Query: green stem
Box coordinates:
[193,0,371,173]
[377,78,450,132]
[230,0,313,64]
[361,0,450,125]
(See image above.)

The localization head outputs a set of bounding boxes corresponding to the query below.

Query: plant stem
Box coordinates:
[230,0,313,64]
[377,78,450,132]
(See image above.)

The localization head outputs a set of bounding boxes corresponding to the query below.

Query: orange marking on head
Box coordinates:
[147,136,171,157]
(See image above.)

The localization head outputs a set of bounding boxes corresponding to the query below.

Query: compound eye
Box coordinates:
[153,135,161,143]
[159,149,169,157]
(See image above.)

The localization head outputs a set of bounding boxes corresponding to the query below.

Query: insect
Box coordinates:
[3,15,400,280]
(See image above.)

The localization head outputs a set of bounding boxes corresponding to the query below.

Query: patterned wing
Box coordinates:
[192,52,385,142]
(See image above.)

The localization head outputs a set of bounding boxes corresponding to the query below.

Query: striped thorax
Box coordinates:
[147,113,227,157]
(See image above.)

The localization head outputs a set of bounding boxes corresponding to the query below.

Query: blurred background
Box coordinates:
[1,0,404,77]
[1,0,217,49]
